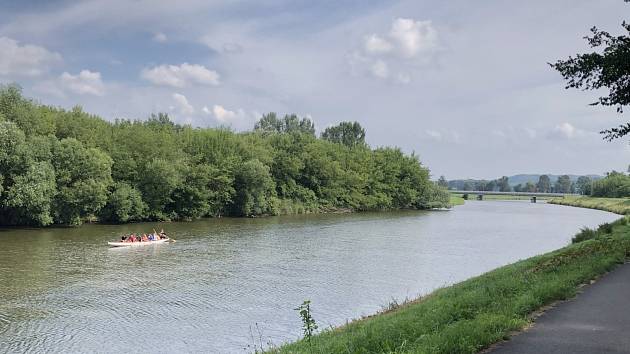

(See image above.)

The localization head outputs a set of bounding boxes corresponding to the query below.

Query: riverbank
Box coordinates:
[276,214,630,353]
[549,196,630,215]
[449,195,466,206]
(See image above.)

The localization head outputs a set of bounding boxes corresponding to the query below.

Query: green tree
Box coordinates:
[321,121,366,147]
[0,87,453,225]
[551,1,630,140]
[437,175,449,188]
[3,162,56,226]
[576,176,593,195]
[591,172,630,197]
[139,158,183,220]
[497,176,511,192]
[524,182,537,193]
[254,113,315,136]
[100,182,146,223]
[51,138,113,225]
[0,120,25,168]
[537,175,551,193]
[170,163,219,219]
[232,159,277,216]
[554,175,573,194]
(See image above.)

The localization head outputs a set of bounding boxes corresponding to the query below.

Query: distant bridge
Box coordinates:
[449,190,574,202]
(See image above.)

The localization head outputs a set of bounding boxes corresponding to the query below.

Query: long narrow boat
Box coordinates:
[107,238,169,247]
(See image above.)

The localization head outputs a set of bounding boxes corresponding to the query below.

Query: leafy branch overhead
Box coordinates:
[550,0,630,141]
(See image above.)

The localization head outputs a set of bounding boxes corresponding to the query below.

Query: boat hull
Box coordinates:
[107,238,169,247]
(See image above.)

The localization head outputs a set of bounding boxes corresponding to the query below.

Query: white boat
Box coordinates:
[107,238,170,247]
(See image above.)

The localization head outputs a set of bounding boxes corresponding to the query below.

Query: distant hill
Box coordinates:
[447,174,603,190]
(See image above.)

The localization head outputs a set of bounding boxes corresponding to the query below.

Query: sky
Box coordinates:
[0,0,629,179]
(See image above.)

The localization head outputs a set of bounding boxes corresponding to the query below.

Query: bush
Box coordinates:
[572,227,598,243]
[591,172,630,198]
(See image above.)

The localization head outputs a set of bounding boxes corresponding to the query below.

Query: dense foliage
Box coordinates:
[551,0,630,140]
[591,171,630,198]
[0,85,449,226]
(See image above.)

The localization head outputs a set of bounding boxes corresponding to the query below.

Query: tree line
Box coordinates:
[443,175,596,194]
[0,85,449,226]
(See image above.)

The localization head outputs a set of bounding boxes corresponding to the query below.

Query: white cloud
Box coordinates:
[0,37,62,76]
[426,129,443,141]
[549,122,577,139]
[211,104,247,123]
[59,70,105,96]
[152,32,168,42]
[353,18,438,83]
[370,60,389,79]
[364,34,392,54]
[172,93,194,115]
[141,63,220,87]
[33,69,105,97]
[389,18,438,59]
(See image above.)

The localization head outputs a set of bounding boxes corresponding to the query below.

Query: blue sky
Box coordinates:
[0,0,628,179]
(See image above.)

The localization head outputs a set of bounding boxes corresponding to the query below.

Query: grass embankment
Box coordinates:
[449,195,465,206]
[276,218,630,354]
[549,196,630,215]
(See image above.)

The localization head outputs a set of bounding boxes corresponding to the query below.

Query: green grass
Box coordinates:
[449,195,465,206]
[549,196,630,215]
[275,221,630,354]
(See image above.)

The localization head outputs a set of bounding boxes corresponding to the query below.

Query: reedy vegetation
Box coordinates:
[0,85,449,226]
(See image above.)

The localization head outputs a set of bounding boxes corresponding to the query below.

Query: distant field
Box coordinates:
[549,196,630,215]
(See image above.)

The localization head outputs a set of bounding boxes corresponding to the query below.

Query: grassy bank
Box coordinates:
[549,196,630,215]
[449,195,465,206]
[276,219,630,353]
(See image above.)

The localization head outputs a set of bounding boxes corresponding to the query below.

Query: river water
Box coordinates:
[0,201,619,353]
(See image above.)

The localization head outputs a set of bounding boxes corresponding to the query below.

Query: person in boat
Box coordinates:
[129,233,137,242]
[141,233,149,242]
[121,235,127,242]
[159,229,167,239]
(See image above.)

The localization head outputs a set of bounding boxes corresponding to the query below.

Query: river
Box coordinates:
[0,201,619,353]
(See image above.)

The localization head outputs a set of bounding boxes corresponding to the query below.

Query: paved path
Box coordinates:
[490,263,630,354]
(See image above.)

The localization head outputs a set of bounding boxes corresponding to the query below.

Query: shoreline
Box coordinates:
[548,196,630,215]
[0,203,462,231]
[274,201,630,353]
